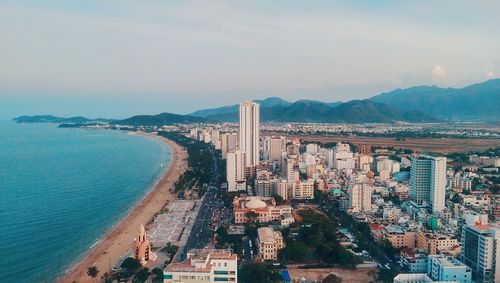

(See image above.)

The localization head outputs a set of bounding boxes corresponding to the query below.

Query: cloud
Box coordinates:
[431,64,447,79]
[484,70,494,78]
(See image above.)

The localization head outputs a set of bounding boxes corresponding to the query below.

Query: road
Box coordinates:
[178,148,222,260]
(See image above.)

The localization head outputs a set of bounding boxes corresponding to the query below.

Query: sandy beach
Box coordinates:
[60,132,188,283]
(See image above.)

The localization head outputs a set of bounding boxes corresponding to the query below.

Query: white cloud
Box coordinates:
[431,64,447,79]
[484,70,494,78]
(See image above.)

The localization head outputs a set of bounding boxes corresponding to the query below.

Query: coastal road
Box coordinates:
[178,148,222,260]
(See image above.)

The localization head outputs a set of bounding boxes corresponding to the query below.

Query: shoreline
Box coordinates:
[59,132,188,283]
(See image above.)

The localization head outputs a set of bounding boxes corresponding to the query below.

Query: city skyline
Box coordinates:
[1,1,500,118]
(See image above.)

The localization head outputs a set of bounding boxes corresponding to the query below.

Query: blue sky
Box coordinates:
[1,1,499,118]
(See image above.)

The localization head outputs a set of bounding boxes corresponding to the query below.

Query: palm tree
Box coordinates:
[87,266,99,283]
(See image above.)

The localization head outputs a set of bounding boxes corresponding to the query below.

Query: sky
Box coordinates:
[1,0,499,118]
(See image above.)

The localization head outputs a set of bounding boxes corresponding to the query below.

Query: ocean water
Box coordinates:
[0,120,171,283]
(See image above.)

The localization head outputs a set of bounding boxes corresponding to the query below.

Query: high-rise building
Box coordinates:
[461,222,499,283]
[283,157,299,186]
[220,132,238,159]
[410,155,447,213]
[226,150,246,192]
[239,100,260,168]
[269,136,286,162]
[348,183,372,212]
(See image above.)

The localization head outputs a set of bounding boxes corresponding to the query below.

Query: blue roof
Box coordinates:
[280,269,291,281]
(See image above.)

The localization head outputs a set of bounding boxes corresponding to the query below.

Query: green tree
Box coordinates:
[121,257,142,273]
[87,266,99,283]
[239,262,279,283]
[133,268,150,283]
[152,267,164,283]
[323,274,342,283]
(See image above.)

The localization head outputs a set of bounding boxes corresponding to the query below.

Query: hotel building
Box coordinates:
[164,249,237,283]
[410,155,447,213]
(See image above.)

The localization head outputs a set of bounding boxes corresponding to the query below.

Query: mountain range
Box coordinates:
[14,79,499,125]
[191,79,500,123]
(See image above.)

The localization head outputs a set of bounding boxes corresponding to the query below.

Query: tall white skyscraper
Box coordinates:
[409,155,447,213]
[226,150,246,192]
[239,100,260,168]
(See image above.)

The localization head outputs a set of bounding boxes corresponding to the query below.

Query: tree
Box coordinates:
[87,266,99,283]
[271,194,284,205]
[152,267,164,283]
[323,274,342,283]
[121,257,142,273]
[133,268,149,283]
[239,262,278,283]
[245,211,259,225]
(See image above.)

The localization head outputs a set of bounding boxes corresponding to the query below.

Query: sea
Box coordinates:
[0,120,172,283]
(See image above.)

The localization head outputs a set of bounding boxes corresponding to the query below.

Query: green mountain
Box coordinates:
[203,99,436,123]
[14,112,207,126]
[117,112,208,126]
[371,79,500,121]
[190,97,292,117]
[13,115,111,124]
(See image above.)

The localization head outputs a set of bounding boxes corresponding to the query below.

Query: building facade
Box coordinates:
[226,150,246,192]
[257,226,285,261]
[410,155,447,213]
[164,249,237,283]
[239,101,260,168]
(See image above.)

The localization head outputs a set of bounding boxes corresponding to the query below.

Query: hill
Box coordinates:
[13,115,111,124]
[202,99,436,123]
[190,97,292,117]
[117,112,208,126]
[371,79,500,121]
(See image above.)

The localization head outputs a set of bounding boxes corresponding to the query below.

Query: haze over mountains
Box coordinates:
[14,79,500,125]
[191,79,500,123]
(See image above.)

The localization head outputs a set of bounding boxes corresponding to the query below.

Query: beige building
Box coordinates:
[257,226,285,261]
[382,226,416,249]
[292,179,314,200]
[416,231,458,255]
[233,196,292,224]
[269,136,286,161]
[164,249,237,283]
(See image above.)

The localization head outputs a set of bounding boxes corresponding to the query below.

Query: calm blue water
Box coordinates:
[0,120,171,283]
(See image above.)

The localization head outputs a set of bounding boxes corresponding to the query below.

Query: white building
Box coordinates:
[164,249,237,283]
[410,155,447,213]
[461,222,500,283]
[348,183,372,212]
[427,254,472,283]
[239,101,260,168]
[226,150,246,192]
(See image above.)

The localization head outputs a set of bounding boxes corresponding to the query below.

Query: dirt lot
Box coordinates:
[269,134,500,154]
[286,267,377,283]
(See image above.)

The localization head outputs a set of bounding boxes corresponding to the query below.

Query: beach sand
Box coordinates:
[60,132,187,283]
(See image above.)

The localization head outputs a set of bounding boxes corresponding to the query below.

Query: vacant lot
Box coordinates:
[268,134,500,154]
